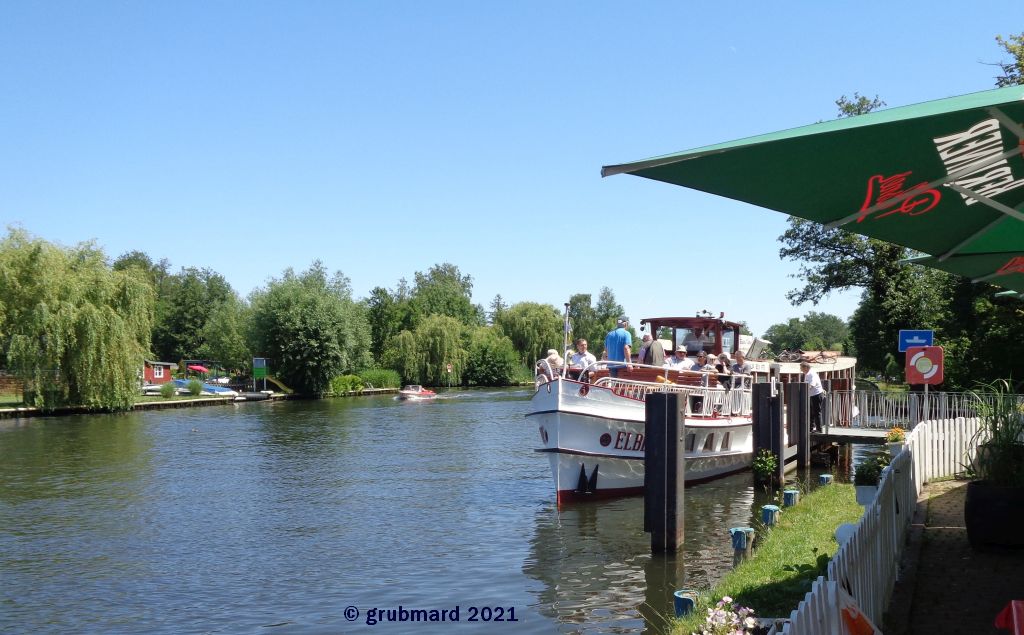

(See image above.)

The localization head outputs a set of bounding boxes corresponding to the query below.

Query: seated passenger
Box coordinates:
[664,345,690,370]
[690,351,714,387]
[715,353,733,389]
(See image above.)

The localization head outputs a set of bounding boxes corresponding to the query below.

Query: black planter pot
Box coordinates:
[964,480,1024,549]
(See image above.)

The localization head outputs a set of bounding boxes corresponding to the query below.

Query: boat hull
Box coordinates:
[529,378,754,504]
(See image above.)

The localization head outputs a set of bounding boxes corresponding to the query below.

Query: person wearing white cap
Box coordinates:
[604,316,632,377]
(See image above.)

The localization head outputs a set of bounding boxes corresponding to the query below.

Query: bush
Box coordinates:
[853,455,889,486]
[358,368,401,389]
[159,383,176,399]
[330,374,365,395]
[187,379,203,396]
[464,328,519,386]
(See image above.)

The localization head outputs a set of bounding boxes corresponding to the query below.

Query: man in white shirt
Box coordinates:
[569,338,597,375]
[801,361,825,432]
[665,345,690,370]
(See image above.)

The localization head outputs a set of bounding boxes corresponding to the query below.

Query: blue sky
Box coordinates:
[2,2,1021,336]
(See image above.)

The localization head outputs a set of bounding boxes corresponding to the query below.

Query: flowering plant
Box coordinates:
[693,596,757,635]
[885,427,906,443]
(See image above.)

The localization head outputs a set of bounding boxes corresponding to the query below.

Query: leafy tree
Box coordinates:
[764,312,849,354]
[249,262,371,395]
[152,267,236,362]
[0,228,154,410]
[593,286,622,354]
[366,286,403,361]
[994,32,1024,87]
[112,250,171,290]
[464,326,519,386]
[567,293,601,353]
[198,296,252,374]
[488,294,507,325]
[410,263,483,327]
[494,302,563,365]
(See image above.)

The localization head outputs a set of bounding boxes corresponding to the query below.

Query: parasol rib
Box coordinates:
[936,215,1008,262]
[947,184,1024,222]
[986,107,1024,141]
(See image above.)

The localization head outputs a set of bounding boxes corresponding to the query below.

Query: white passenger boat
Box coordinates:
[527,315,856,505]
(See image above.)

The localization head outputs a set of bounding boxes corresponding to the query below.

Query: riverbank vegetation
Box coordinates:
[0,228,627,410]
[671,483,863,634]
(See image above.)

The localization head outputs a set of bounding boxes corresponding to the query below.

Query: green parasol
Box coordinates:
[603,85,1024,292]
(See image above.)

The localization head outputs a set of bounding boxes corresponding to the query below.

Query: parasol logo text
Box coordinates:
[996,256,1024,276]
[933,118,1024,205]
[856,172,941,223]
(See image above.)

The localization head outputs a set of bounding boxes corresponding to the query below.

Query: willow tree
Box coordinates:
[494,302,563,365]
[0,229,154,410]
[415,314,467,386]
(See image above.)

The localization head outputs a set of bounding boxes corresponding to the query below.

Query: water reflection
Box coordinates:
[525,474,766,634]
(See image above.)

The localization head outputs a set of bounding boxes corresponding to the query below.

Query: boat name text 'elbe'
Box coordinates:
[933,118,1024,205]
[612,431,645,452]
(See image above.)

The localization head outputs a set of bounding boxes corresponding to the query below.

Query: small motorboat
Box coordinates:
[397,385,437,401]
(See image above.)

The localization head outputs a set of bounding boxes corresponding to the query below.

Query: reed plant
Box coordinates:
[966,379,1024,486]
[358,369,401,389]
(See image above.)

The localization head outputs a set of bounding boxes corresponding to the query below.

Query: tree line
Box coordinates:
[0,228,632,410]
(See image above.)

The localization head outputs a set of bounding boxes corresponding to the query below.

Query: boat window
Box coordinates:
[721,330,735,354]
[685,433,696,452]
[721,431,731,451]
[702,433,716,452]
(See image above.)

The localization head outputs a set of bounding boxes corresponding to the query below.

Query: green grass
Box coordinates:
[672,483,863,634]
[0,392,24,407]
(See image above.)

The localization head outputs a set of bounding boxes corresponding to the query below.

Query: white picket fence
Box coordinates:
[770,416,981,634]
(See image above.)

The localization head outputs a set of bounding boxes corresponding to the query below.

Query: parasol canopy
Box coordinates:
[187,364,210,373]
[602,85,1024,293]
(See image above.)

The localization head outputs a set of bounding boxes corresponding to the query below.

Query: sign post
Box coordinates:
[906,346,943,422]
[253,357,268,392]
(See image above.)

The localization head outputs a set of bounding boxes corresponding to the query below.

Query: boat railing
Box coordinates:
[593,377,694,401]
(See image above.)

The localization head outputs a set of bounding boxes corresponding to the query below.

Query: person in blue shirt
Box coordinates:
[604,316,633,377]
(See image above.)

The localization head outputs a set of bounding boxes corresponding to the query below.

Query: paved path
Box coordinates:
[885,480,1024,635]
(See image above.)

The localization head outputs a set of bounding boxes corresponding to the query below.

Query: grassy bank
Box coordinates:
[672,482,863,634]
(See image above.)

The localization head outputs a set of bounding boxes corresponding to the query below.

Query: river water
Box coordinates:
[1,389,785,634]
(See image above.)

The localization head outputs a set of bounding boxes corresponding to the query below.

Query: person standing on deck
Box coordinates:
[639,332,665,366]
[604,316,632,377]
[801,361,825,432]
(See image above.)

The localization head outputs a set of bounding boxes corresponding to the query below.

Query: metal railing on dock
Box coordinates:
[826,390,1023,429]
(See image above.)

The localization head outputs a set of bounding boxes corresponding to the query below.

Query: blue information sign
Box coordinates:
[898,330,934,352]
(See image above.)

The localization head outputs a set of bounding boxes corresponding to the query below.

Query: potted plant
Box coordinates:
[885,427,906,455]
[963,379,1024,548]
[853,456,887,505]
